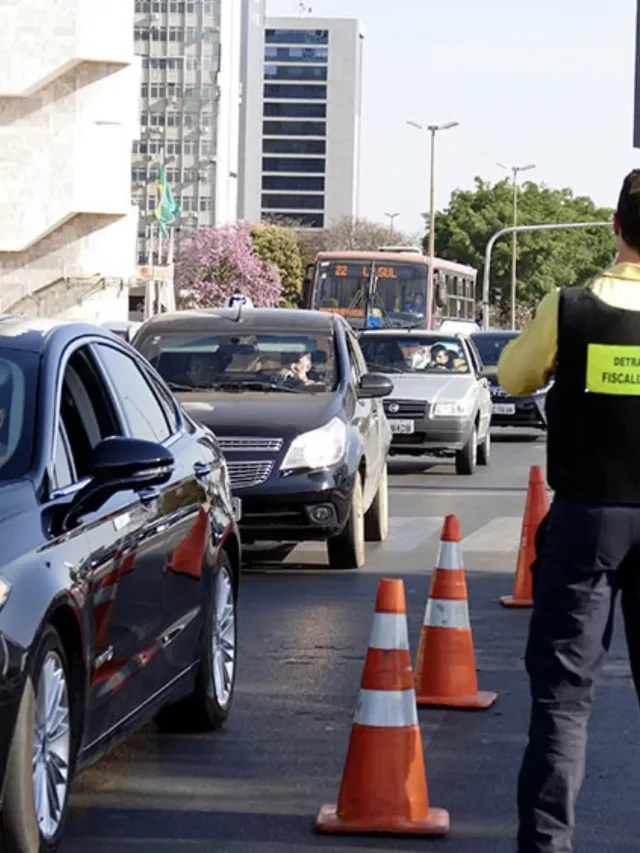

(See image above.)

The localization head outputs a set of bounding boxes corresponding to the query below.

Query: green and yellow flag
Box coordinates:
[154,165,181,238]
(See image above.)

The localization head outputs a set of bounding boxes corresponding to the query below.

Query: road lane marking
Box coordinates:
[461,517,522,552]
[382,516,443,552]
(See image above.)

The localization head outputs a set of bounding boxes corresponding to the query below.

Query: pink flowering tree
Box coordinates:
[175,221,283,308]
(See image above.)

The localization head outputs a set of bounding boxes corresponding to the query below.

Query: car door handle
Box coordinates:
[194,461,212,481]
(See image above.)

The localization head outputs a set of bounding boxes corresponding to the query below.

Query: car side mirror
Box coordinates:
[357,372,394,399]
[61,436,175,531]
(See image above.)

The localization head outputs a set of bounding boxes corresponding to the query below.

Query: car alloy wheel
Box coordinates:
[33,650,71,841]
[211,565,236,710]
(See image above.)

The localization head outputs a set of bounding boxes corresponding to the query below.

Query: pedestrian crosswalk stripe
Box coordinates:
[383,517,443,552]
[461,517,522,552]
[284,515,523,560]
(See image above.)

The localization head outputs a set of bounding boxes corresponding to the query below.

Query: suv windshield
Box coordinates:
[359,335,471,374]
[135,330,338,393]
[471,332,519,366]
[0,347,38,482]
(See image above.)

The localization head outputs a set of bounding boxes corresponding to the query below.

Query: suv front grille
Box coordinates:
[217,436,283,453]
[226,460,274,489]
[383,399,427,419]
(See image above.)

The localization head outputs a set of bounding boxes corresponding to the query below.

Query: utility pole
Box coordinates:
[407,120,460,329]
[497,162,536,329]
[384,212,399,237]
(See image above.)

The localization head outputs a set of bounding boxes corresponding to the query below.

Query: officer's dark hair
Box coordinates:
[615,169,640,252]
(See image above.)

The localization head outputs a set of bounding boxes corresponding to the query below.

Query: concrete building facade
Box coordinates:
[0,0,141,316]
[238,0,266,222]
[257,16,364,229]
[132,0,243,263]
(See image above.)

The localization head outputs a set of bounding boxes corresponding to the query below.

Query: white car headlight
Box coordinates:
[0,577,11,611]
[280,417,347,472]
[433,399,475,417]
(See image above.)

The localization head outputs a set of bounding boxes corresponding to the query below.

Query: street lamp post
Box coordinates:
[497,162,536,329]
[384,211,399,237]
[407,120,460,329]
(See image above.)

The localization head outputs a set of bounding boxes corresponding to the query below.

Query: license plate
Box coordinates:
[390,419,415,434]
[231,497,242,522]
[493,403,516,415]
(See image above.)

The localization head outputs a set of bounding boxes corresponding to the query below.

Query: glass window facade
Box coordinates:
[262,157,326,173]
[263,84,327,99]
[262,194,324,211]
[262,139,326,155]
[265,29,329,45]
[262,175,325,192]
[263,120,326,137]
[265,46,328,63]
[263,101,327,118]
[264,64,328,82]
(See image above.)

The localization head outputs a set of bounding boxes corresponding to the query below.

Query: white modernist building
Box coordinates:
[0,0,141,319]
[257,16,364,229]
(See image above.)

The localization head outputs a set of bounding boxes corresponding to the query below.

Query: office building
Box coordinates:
[0,0,140,317]
[258,16,364,229]
[132,0,243,264]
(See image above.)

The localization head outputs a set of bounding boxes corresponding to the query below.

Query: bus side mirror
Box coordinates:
[302,263,314,307]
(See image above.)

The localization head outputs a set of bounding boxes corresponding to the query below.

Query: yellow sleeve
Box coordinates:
[497,290,559,397]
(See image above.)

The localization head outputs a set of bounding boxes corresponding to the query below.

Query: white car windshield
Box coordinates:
[359,335,471,375]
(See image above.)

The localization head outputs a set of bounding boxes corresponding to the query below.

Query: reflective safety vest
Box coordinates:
[547,286,640,504]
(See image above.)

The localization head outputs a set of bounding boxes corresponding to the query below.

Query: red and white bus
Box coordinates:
[302,248,478,331]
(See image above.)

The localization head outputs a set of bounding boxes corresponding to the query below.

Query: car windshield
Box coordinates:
[0,347,38,482]
[359,335,471,374]
[135,330,338,393]
[471,332,519,366]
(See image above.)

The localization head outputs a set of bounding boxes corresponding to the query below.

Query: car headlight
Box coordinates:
[433,399,475,417]
[280,417,347,472]
[0,577,11,611]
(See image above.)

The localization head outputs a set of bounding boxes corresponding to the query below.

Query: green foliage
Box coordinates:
[250,224,304,308]
[424,177,616,321]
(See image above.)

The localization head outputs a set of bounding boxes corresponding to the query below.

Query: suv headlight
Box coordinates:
[433,398,475,417]
[0,577,11,611]
[280,417,347,472]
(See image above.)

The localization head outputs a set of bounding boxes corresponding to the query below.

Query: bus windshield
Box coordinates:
[312,258,428,329]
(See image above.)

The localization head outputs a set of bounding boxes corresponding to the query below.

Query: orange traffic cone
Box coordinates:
[314,578,449,837]
[500,465,549,608]
[414,515,498,710]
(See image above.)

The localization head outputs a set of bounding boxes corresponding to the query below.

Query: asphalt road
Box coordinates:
[64,428,640,853]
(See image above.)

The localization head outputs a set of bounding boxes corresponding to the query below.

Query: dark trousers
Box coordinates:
[517,497,640,853]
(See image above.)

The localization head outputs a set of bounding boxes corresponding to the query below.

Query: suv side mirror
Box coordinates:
[357,372,394,399]
[61,436,174,531]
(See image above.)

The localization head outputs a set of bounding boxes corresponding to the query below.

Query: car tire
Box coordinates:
[1,625,74,853]
[477,428,491,466]
[155,549,237,733]
[364,463,389,542]
[327,471,365,569]
[455,425,478,475]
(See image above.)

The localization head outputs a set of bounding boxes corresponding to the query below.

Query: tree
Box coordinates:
[296,215,422,269]
[250,224,304,308]
[424,177,616,323]
[175,221,282,309]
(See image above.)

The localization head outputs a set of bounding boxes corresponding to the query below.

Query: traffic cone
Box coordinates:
[414,515,498,710]
[314,578,450,837]
[500,465,549,608]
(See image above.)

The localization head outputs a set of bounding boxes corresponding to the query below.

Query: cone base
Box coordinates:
[314,803,450,836]
[416,690,498,710]
[500,595,533,608]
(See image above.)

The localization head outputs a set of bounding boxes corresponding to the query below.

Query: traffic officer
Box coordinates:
[497,168,640,853]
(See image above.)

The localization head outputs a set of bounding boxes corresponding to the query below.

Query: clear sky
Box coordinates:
[267,0,639,236]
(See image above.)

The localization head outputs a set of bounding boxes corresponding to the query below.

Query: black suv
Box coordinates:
[133,307,394,570]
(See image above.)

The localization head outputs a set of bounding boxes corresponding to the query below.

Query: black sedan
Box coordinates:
[133,307,394,570]
[0,316,240,853]
[470,329,548,430]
